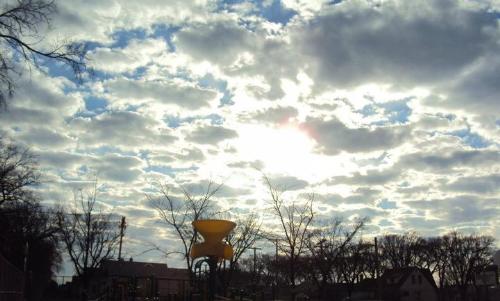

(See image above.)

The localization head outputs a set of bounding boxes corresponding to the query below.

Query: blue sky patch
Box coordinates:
[218,0,296,25]
[152,24,180,52]
[379,98,412,124]
[378,199,397,210]
[164,114,225,128]
[84,95,108,112]
[145,165,198,176]
[198,74,234,106]
[450,128,490,149]
[110,28,148,48]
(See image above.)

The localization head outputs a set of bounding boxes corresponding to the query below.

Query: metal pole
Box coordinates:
[208,257,217,301]
[118,216,126,260]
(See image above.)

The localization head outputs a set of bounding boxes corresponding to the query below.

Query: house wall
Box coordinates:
[399,271,437,301]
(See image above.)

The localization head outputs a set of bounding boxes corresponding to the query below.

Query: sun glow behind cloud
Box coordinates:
[236,123,348,181]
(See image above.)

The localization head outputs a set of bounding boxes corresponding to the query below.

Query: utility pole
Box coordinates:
[248,247,261,301]
[375,236,381,300]
[249,247,262,275]
[118,216,126,260]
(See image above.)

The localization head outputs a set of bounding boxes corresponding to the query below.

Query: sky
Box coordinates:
[1,0,500,271]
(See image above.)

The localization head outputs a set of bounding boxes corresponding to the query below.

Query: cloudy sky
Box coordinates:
[2,0,500,269]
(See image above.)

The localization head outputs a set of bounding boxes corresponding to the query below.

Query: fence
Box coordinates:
[0,252,24,301]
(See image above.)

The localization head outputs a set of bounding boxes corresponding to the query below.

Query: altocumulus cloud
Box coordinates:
[1,0,499,269]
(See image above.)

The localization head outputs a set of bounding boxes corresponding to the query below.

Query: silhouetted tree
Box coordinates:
[305,217,366,300]
[337,240,373,299]
[0,139,60,301]
[152,180,223,282]
[379,232,424,269]
[223,213,261,290]
[0,137,39,205]
[265,176,314,301]
[442,232,494,301]
[0,0,88,108]
[56,180,121,292]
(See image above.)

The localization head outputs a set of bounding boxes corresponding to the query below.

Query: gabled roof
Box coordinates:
[381,267,437,289]
[100,259,189,280]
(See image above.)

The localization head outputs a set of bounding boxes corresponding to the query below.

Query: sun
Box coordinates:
[237,123,317,175]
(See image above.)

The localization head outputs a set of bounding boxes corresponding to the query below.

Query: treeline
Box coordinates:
[154,177,496,301]
[0,139,121,301]
[237,231,495,301]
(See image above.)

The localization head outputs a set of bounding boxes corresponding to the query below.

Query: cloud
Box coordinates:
[304,117,411,154]
[104,77,219,110]
[294,0,498,90]
[410,195,499,223]
[265,175,309,191]
[185,125,238,145]
[439,53,500,115]
[47,0,212,43]
[399,149,500,172]
[329,168,400,185]
[175,19,257,66]
[227,160,265,170]
[90,38,168,73]
[36,151,85,169]
[89,154,145,183]
[320,187,380,206]
[246,106,299,124]
[17,128,75,149]
[71,111,177,150]
[446,174,500,194]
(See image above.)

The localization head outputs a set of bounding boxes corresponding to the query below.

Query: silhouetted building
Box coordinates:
[380,267,438,301]
[85,258,190,301]
[0,253,24,301]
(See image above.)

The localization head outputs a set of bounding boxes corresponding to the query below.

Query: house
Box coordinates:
[380,267,438,301]
[87,258,190,301]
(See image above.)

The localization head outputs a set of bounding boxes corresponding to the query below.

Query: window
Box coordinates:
[411,275,416,284]
[418,275,422,284]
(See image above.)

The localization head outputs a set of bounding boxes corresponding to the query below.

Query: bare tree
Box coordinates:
[222,213,261,290]
[305,217,366,300]
[379,232,425,269]
[151,180,223,282]
[337,240,373,299]
[0,0,88,108]
[264,176,314,301]
[56,181,121,291]
[442,232,494,301]
[0,138,39,206]
[226,213,261,270]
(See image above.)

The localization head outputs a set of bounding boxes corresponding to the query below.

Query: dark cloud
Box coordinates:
[246,106,298,124]
[175,20,254,65]
[91,154,145,183]
[304,117,411,154]
[105,77,218,109]
[319,187,380,206]
[71,111,177,149]
[329,168,400,185]
[37,151,85,169]
[18,128,73,149]
[227,160,264,170]
[410,195,499,223]
[446,174,500,194]
[186,125,238,145]
[441,53,500,114]
[399,149,500,172]
[265,175,309,191]
[295,0,498,90]
[176,19,298,100]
